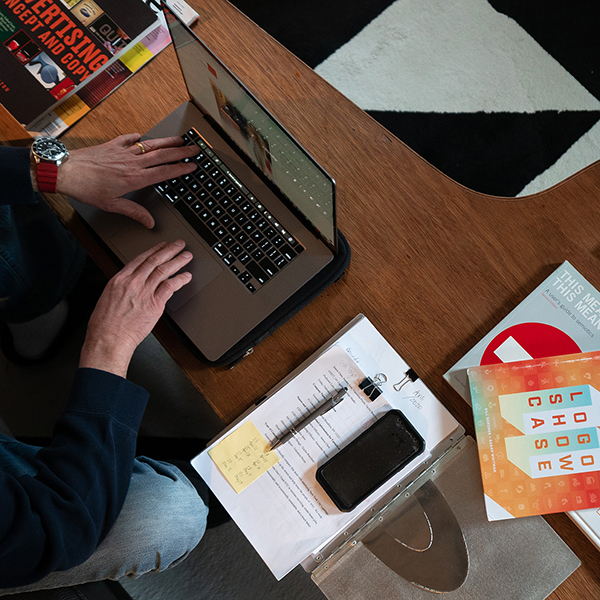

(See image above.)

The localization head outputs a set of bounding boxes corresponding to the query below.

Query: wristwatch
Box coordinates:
[31,136,69,193]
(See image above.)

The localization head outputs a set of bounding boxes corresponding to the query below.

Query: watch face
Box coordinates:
[32,137,68,162]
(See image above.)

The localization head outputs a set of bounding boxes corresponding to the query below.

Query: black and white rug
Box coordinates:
[228,0,600,197]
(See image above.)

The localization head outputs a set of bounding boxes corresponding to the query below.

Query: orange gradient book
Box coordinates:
[468,351,600,521]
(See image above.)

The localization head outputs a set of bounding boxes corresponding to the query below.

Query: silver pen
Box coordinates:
[270,387,348,451]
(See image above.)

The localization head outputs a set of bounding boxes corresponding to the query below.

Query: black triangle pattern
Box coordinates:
[367,110,600,197]
[228,0,600,196]
[228,0,397,68]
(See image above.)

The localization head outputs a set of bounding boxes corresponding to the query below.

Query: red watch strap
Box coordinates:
[37,162,58,193]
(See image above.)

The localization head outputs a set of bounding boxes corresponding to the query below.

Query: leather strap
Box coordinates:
[37,161,58,193]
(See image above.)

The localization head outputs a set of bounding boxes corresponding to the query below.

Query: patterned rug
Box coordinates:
[228,0,600,197]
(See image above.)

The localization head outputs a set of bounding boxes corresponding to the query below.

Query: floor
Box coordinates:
[0,272,325,599]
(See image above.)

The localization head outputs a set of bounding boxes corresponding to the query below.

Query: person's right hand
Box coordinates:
[52,134,200,229]
[79,240,193,378]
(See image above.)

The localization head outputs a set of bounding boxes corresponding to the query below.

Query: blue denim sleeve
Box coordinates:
[0,146,37,206]
[0,368,149,588]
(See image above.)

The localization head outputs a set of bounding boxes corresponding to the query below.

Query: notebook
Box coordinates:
[70,1,338,361]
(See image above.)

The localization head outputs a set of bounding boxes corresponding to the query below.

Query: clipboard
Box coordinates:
[192,315,580,598]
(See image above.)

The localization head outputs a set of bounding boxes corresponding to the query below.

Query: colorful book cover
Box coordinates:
[468,351,600,521]
[0,0,156,128]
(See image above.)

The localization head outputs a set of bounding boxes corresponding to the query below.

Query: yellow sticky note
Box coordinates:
[119,42,153,72]
[208,421,279,493]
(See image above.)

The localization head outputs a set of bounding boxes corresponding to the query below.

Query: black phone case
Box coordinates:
[316,409,425,512]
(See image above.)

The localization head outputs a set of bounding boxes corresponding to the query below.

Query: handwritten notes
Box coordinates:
[208,421,279,493]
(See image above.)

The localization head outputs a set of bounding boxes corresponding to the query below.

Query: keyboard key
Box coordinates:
[231,244,243,256]
[280,244,297,261]
[213,243,226,257]
[230,264,240,276]
[207,218,219,230]
[246,261,269,285]
[239,271,252,284]
[251,249,263,261]
[223,253,235,266]
[244,240,255,252]
[246,282,256,293]
[272,235,284,247]
[238,252,251,265]
[264,227,276,239]
[274,255,288,269]
[222,235,235,247]
[259,257,278,277]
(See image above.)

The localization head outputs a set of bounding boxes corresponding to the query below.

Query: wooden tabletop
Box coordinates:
[4,0,600,595]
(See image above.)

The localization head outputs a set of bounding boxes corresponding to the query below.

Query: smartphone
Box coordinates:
[316,409,425,512]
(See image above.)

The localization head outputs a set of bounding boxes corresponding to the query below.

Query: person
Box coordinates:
[0,134,215,593]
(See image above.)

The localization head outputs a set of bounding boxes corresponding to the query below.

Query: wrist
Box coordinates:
[79,335,135,379]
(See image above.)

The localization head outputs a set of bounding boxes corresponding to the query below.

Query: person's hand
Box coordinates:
[55,134,199,228]
[79,240,193,378]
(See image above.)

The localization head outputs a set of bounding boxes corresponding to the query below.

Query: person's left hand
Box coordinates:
[55,133,199,229]
[79,239,194,378]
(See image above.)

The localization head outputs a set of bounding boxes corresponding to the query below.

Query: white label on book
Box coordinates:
[493,336,533,363]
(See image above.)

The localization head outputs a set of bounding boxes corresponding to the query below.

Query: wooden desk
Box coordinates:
[4,0,600,595]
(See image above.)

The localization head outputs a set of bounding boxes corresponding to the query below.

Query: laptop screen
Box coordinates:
[163,5,336,249]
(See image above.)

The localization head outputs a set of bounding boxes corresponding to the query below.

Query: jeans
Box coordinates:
[0,421,208,596]
[0,202,208,592]
[0,200,85,323]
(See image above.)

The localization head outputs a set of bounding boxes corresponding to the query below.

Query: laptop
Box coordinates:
[71,2,337,362]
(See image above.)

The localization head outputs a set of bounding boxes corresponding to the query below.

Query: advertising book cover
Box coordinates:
[468,351,600,521]
[0,0,156,128]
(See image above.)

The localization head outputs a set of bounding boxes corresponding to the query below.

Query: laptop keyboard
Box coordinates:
[154,128,304,294]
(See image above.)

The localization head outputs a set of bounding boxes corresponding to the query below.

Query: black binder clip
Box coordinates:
[359,373,387,401]
[393,368,419,391]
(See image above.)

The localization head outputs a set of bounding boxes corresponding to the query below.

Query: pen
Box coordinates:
[270,387,348,451]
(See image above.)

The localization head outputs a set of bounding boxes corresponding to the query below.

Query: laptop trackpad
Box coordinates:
[109,201,223,312]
